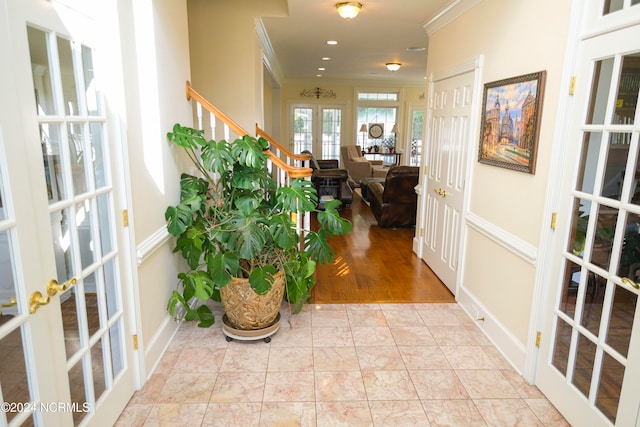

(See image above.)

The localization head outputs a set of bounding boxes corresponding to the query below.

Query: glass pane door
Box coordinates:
[291,105,343,160]
[0,1,135,425]
[537,23,640,426]
[293,107,313,154]
[410,107,425,167]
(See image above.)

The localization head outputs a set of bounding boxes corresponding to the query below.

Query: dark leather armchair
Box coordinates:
[302,151,353,208]
[366,166,419,227]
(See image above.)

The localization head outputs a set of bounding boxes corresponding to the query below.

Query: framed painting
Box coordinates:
[478,70,546,174]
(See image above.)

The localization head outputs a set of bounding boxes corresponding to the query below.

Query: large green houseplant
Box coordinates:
[165,124,351,328]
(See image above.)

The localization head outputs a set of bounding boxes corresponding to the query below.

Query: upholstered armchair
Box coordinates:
[340,145,388,186]
[366,166,420,228]
[302,151,353,208]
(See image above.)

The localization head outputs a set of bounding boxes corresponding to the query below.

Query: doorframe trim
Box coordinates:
[524,0,585,383]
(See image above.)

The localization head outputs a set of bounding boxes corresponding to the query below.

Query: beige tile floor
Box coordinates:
[116,303,569,426]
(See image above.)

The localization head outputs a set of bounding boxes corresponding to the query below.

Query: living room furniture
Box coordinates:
[340,145,388,186]
[364,152,402,166]
[303,151,353,208]
[364,166,420,228]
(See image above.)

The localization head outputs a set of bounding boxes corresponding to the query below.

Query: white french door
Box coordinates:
[291,105,344,160]
[536,7,640,426]
[0,1,135,426]
[420,70,476,294]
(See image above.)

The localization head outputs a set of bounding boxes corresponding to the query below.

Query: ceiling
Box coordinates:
[261,0,453,85]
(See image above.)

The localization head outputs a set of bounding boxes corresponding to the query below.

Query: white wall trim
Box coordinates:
[136,226,171,266]
[431,56,483,82]
[457,286,527,373]
[143,316,179,380]
[256,18,284,86]
[423,0,483,37]
[466,212,538,266]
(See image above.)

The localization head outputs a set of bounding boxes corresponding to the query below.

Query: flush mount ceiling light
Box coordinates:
[336,2,362,20]
[386,62,401,72]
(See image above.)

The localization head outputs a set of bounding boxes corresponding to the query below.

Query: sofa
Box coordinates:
[340,145,388,186]
[364,166,420,228]
[302,150,353,208]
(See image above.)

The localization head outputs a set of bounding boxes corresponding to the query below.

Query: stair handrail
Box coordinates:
[256,125,311,165]
[185,81,312,179]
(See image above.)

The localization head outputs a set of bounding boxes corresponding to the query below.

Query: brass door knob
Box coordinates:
[29,291,51,314]
[622,277,639,290]
[48,277,77,296]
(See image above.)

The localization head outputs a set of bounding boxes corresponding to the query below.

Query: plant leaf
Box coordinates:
[201,139,233,174]
[206,252,238,287]
[317,201,352,236]
[249,265,276,295]
[276,178,317,212]
[270,212,298,249]
[167,123,206,149]
[232,135,268,169]
[196,305,215,328]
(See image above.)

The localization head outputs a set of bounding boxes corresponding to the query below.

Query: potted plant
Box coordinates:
[164,124,352,331]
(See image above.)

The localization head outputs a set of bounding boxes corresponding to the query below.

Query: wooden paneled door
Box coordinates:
[536,4,640,425]
[418,66,477,295]
[0,1,136,425]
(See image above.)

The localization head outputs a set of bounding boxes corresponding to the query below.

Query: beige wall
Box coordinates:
[187,0,288,135]
[118,0,192,375]
[426,0,572,345]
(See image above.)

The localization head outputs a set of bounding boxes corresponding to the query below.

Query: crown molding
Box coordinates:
[423,0,483,37]
[256,18,284,85]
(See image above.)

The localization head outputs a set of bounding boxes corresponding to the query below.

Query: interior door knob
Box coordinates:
[622,277,640,290]
[29,291,50,314]
[0,297,17,308]
[47,277,77,296]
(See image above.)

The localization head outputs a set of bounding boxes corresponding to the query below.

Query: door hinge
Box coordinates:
[550,212,557,230]
[132,334,138,350]
[535,331,542,347]
[122,210,129,227]
[569,76,576,95]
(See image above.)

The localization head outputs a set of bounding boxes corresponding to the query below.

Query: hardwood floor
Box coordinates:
[311,190,454,304]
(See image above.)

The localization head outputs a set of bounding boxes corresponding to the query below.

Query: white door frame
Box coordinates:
[524,0,586,383]
[530,1,640,424]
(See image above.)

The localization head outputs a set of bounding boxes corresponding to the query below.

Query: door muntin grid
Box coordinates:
[551,52,640,424]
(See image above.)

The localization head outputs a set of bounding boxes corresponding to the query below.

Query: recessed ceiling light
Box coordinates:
[316,74,323,77]
[318,67,326,71]
[327,40,338,45]
[322,57,331,61]
[406,47,426,52]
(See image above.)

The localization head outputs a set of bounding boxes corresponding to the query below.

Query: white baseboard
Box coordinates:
[457,286,527,374]
[142,315,180,381]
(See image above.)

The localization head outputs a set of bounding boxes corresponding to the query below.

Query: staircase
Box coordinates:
[184,80,313,235]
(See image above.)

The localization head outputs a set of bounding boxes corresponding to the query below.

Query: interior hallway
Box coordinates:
[115,192,568,426]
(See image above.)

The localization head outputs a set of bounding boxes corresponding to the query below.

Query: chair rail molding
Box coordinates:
[466,212,538,266]
[136,225,171,266]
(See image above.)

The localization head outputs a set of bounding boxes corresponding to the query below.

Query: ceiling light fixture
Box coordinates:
[386,62,401,72]
[336,2,362,20]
